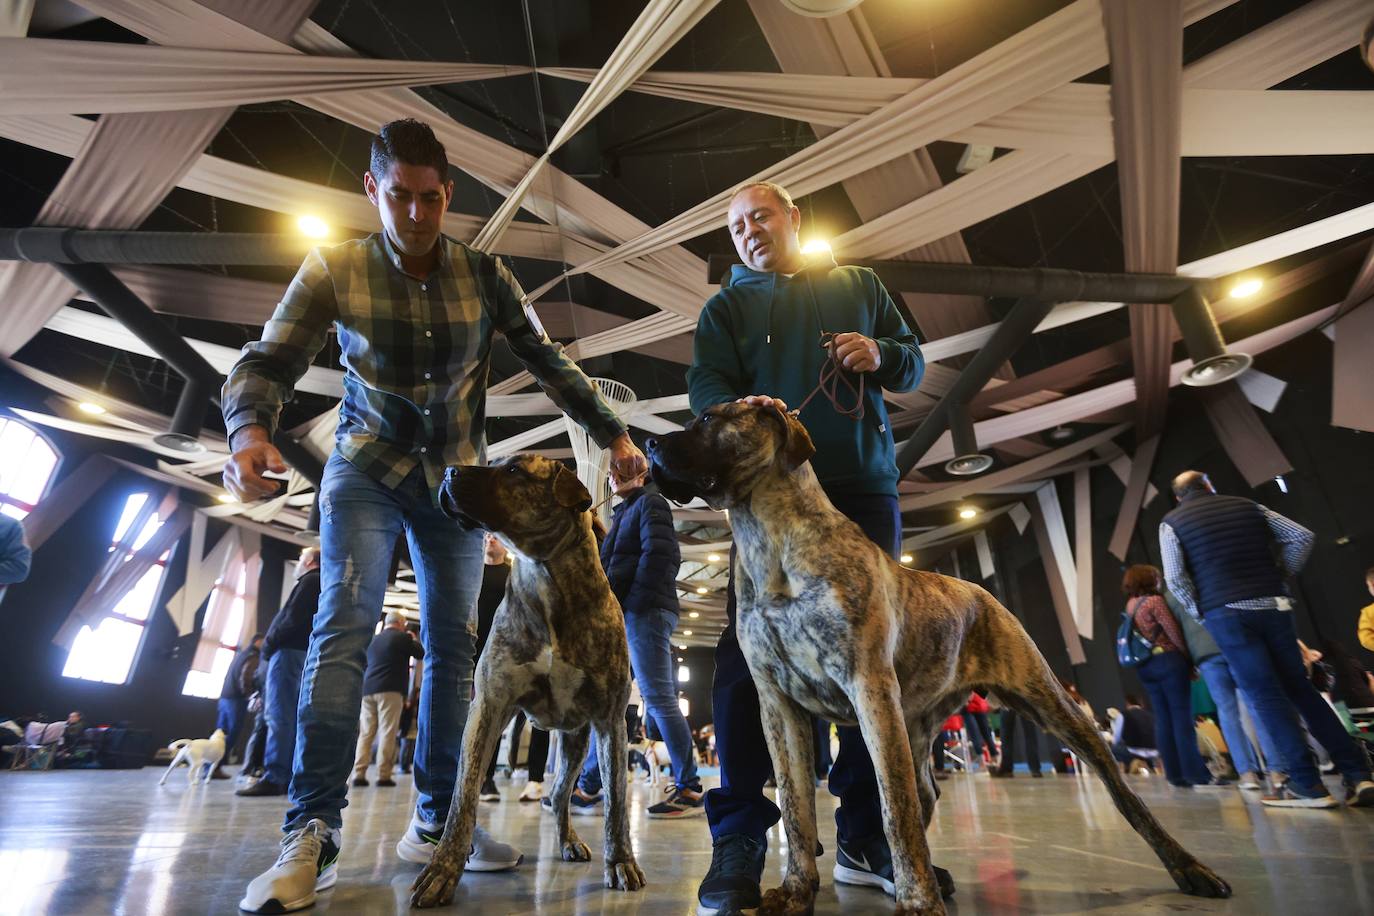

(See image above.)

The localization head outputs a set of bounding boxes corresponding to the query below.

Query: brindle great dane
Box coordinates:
[646,402,1231,916]
[409,455,645,907]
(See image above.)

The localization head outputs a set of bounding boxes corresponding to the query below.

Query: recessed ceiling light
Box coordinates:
[958,507,978,520]
[1229,278,1263,299]
[683,630,693,636]
[689,611,699,619]
[217,493,236,504]
[297,215,329,238]
[77,402,106,415]
[707,553,721,563]
[800,238,832,256]
[900,554,913,564]
[696,586,708,594]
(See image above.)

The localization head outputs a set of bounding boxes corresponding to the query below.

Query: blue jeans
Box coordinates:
[284,453,482,831]
[580,607,700,794]
[1203,606,1372,794]
[1197,653,1267,776]
[216,697,247,756]
[264,648,305,786]
[706,492,895,845]
[1137,649,1212,785]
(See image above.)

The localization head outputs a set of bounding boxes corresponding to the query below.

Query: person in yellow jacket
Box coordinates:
[1358,566,1374,652]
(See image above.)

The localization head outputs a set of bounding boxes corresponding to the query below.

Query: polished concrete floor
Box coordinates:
[1,765,1371,915]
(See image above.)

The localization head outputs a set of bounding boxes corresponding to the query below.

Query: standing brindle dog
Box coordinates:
[409,455,645,907]
[646,402,1230,916]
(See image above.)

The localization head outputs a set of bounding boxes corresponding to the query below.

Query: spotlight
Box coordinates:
[900,554,913,564]
[1046,425,1074,443]
[958,507,978,520]
[945,453,994,476]
[707,553,721,563]
[297,215,330,238]
[689,611,700,619]
[77,401,107,415]
[683,630,693,637]
[678,644,687,650]
[945,403,993,476]
[696,586,708,594]
[1182,353,1253,387]
[152,431,207,454]
[800,238,832,257]
[217,493,236,504]
[1228,278,1263,299]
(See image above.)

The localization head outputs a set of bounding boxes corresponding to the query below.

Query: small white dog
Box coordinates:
[158,728,227,785]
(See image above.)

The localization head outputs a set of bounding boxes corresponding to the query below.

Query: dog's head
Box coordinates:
[440,455,593,559]
[646,402,815,510]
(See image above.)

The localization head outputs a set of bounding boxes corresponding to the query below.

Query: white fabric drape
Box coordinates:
[0,0,33,36]
[1332,244,1374,432]
[0,38,528,115]
[1073,468,1093,641]
[472,0,721,251]
[1034,482,1083,638]
[165,512,240,637]
[1029,494,1087,666]
[53,490,192,649]
[974,531,995,580]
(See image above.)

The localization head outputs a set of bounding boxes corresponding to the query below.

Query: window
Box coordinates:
[61,493,168,685]
[182,562,251,699]
[0,416,60,520]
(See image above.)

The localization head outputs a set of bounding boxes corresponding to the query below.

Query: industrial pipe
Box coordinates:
[707,253,1214,303]
[154,378,211,455]
[1170,286,1253,387]
[945,403,993,476]
[894,297,1056,477]
[50,262,324,487]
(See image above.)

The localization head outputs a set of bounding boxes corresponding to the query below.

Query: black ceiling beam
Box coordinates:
[0,227,314,267]
[706,252,1218,303]
[49,261,323,488]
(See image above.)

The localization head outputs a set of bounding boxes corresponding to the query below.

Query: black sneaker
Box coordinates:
[696,833,766,915]
[352,777,368,788]
[835,835,955,899]
[1346,779,1374,807]
[479,778,500,802]
[539,788,604,816]
[376,778,396,788]
[648,785,706,819]
[236,779,287,797]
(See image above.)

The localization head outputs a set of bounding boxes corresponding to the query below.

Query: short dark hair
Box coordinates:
[729,181,795,212]
[1124,693,1143,707]
[1122,564,1161,598]
[370,119,448,182]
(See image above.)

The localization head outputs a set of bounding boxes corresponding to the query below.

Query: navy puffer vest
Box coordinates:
[1162,494,1288,615]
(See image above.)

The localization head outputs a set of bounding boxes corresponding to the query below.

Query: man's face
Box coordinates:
[364,161,453,259]
[610,470,645,496]
[727,186,801,273]
[484,534,508,566]
[1366,573,1374,598]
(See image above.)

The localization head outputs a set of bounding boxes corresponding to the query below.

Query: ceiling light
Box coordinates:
[683,630,693,636]
[1228,278,1263,299]
[677,656,684,663]
[689,611,700,619]
[945,453,994,476]
[1047,425,1074,442]
[707,553,721,563]
[77,401,106,415]
[696,586,708,594]
[800,238,832,257]
[216,493,236,504]
[297,215,329,238]
[1181,352,1253,387]
[678,644,687,650]
[900,554,913,564]
[958,506,979,520]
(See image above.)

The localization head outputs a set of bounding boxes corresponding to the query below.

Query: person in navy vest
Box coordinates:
[571,467,703,818]
[1160,470,1374,809]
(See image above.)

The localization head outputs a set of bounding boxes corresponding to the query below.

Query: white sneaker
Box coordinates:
[519,781,543,803]
[511,767,529,781]
[239,819,340,913]
[1237,772,1262,791]
[396,814,523,871]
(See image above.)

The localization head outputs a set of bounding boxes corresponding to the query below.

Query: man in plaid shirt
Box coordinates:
[225,119,645,914]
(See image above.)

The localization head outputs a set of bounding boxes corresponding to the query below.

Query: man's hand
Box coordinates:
[607,432,647,481]
[224,425,287,501]
[736,395,788,411]
[831,332,881,373]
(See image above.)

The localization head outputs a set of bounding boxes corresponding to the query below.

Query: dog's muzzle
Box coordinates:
[439,466,487,530]
[646,434,714,505]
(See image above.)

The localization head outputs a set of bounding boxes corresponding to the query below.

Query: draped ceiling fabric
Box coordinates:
[1332,244,1374,433]
[1030,493,1087,666]
[1103,0,1183,441]
[0,0,33,37]
[472,0,721,252]
[0,38,530,115]
[1107,435,1161,562]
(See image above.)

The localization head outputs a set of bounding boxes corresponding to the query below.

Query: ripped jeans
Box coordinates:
[284,452,483,832]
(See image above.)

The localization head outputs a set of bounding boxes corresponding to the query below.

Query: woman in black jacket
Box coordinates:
[572,469,703,818]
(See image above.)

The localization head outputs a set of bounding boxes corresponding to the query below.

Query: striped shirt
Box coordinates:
[1160,507,1314,620]
[222,232,626,504]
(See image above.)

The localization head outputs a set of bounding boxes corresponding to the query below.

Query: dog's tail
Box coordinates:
[166,738,191,751]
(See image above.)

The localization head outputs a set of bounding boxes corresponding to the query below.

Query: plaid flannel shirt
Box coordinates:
[222,232,627,505]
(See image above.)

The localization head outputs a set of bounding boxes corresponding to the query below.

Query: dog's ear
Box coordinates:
[553,465,593,511]
[772,408,815,472]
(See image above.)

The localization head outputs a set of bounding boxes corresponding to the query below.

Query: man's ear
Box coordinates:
[769,408,815,472]
[553,465,593,512]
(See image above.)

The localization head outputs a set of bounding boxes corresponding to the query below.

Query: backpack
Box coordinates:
[1116,598,1155,668]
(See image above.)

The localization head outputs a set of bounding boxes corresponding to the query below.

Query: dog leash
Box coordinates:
[792,331,865,421]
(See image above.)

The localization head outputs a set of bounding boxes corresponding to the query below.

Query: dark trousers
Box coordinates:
[964,711,993,760]
[1137,649,1212,785]
[813,719,833,779]
[706,492,899,845]
[996,708,1042,773]
[489,712,551,783]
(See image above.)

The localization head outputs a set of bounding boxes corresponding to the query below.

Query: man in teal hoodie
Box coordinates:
[687,181,929,914]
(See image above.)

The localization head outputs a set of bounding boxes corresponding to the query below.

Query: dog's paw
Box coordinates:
[1168,860,1232,898]
[560,834,591,862]
[893,903,947,916]
[759,881,815,916]
[604,857,645,891]
[933,864,956,899]
[409,858,462,908]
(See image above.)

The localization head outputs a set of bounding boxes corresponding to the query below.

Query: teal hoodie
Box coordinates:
[686,260,924,497]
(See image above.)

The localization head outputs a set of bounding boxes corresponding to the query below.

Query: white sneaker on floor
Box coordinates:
[239,819,340,914]
[518,781,543,802]
[511,767,529,781]
[396,815,523,871]
[1237,772,1262,790]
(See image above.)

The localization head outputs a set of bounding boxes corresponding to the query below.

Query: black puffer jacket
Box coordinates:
[600,483,681,616]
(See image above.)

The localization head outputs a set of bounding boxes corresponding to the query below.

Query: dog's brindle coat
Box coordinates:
[647,403,1230,916]
[409,455,645,908]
